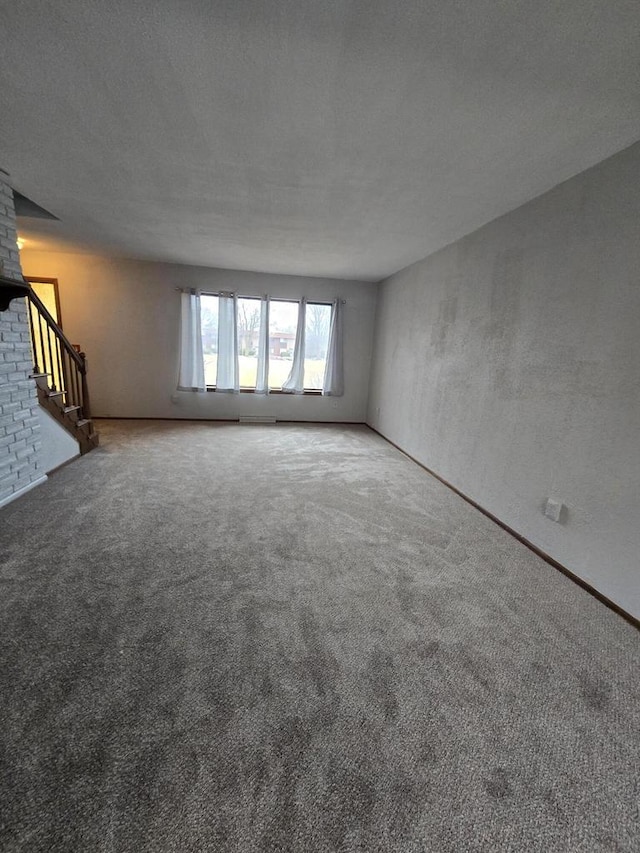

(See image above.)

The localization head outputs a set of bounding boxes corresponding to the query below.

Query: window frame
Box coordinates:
[200,292,332,395]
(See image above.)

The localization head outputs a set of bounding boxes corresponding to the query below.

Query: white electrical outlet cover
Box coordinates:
[544,499,563,522]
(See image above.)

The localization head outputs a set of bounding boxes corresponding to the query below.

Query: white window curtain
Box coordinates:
[177,289,206,392]
[216,292,239,393]
[255,295,270,394]
[322,298,344,396]
[282,297,306,394]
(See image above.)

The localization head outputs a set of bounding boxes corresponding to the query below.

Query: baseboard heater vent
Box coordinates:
[238,416,277,424]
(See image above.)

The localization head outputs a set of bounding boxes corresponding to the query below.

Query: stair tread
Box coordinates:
[63,405,80,413]
[47,391,65,398]
[76,419,91,427]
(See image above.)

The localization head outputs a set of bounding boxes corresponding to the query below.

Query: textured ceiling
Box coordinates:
[1,0,639,280]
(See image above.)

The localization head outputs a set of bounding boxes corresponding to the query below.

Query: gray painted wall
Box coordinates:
[368,142,640,619]
[20,252,377,423]
[35,406,79,473]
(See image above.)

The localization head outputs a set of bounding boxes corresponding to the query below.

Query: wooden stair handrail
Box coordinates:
[3,277,97,452]
[24,281,86,372]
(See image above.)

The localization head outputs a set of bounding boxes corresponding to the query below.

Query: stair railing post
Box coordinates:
[27,299,39,374]
[80,352,91,421]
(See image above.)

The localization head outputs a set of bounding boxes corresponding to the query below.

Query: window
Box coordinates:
[199,294,332,392]
[237,296,261,388]
[304,302,331,390]
[201,294,219,388]
[268,299,298,389]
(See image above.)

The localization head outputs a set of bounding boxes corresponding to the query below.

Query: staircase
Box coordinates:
[26,284,99,455]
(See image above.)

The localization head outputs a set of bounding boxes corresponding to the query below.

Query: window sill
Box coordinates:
[206,387,322,396]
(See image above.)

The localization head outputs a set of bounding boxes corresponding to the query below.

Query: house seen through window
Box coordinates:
[200,295,331,391]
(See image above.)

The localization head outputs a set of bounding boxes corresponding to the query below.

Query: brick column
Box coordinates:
[0,175,44,506]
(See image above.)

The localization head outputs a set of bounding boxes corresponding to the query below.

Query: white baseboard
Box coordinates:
[0,475,48,509]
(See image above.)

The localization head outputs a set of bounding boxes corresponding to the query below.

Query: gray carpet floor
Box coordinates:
[0,420,638,853]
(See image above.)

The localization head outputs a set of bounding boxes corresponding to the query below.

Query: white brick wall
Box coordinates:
[0,177,43,503]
